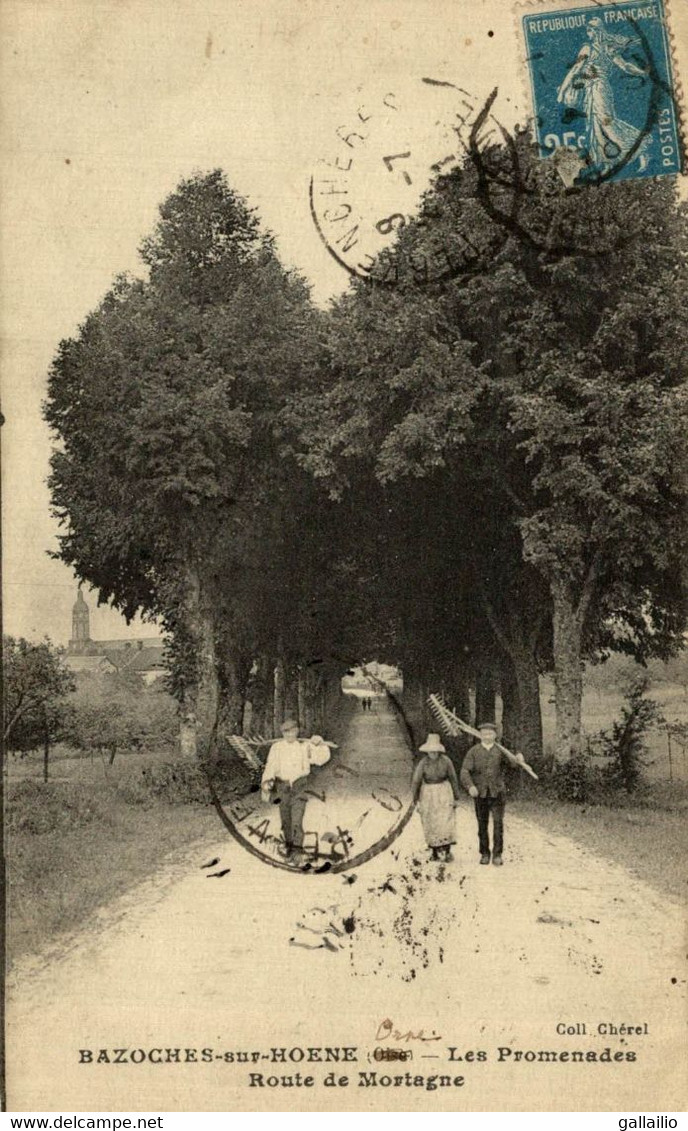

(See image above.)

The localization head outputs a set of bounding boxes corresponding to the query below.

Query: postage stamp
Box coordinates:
[520,0,684,184]
[308,78,510,284]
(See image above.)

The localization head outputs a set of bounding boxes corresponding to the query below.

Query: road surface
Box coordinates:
[7,698,686,1111]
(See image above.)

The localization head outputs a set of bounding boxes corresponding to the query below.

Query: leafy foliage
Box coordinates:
[290,132,688,759]
[44,171,325,722]
[64,676,179,765]
[3,636,75,752]
[42,150,688,767]
[597,674,664,792]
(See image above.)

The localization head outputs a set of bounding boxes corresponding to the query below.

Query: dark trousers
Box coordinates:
[275,777,308,850]
[473,795,504,856]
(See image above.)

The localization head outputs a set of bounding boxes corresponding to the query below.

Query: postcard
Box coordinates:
[3,0,687,1114]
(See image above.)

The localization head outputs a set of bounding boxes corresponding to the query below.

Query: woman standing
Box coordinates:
[411,733,461,862]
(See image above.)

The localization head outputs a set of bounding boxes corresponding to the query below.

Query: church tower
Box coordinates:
[70,587,91,654]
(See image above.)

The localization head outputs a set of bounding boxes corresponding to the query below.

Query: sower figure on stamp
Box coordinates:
[460,721,526,866]
[411,733,461,863]
[261,719,332,859]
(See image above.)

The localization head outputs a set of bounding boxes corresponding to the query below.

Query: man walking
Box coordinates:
[261,719,332,858]
[460,721,525,866]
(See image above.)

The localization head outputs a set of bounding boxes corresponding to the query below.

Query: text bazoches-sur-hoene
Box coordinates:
[78,1043,641,1088]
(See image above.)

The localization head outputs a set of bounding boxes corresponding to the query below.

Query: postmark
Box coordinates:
[519,0,684,184]
[308,78,513,285]
[203,714,417,876]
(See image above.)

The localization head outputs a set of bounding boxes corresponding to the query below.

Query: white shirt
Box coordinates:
[262,738,331,786]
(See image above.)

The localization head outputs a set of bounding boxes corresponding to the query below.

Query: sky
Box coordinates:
[2,0,687,646]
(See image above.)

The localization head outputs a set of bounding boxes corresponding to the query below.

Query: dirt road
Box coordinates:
[7,700,686,1111]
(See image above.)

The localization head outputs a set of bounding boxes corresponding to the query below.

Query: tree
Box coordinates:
[65,675,178,766]
[44,170,321,745]
[459,137,688,761]
[294,129,688,763]
[661,651,688,698]
[288,214,551,759]
[3,636,75,781]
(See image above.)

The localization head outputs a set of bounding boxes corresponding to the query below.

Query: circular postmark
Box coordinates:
[308,77,514,285]
[310,10,684,285]
[202,698,417,876]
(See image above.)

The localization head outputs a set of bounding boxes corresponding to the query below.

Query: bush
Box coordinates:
[111,765,157,807]
[139,750,254,805]
[139,759,210,804]
[7,780,110,834]
[549,757,601,803]
[597,675,664,792]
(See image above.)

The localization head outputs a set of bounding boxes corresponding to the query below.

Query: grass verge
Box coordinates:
[513,796,688,903]
[8,800,220,965]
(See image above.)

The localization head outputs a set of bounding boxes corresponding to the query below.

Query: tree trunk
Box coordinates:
[551,575,584,763]
[108,745,117,767]
[274,657,286,733]
[217,652,250,736]
[43,730,50,783]
[499,656,520,752]
[183,563,219,758]
[283,659,299,722]
[434,656,471,766]
[402,665,430,747]
[479,594,545,764]
[448,658,471,723]
[247,654,274,737]
[510,648,544,765]
[474,664,496,728]
[297,667,307,732]
[298,667,321,735]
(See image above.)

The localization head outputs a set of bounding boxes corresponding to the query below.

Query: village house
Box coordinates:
[65,588,167,684]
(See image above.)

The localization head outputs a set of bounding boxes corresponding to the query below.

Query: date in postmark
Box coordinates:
[520,0,684,184]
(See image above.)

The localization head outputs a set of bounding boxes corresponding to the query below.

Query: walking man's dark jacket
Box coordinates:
[460,742,507,797]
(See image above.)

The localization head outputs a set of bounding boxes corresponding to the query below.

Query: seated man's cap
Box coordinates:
[478,721,497,732]
[280,718,299,733]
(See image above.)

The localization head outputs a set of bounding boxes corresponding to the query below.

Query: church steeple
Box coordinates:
[70,587,91,653]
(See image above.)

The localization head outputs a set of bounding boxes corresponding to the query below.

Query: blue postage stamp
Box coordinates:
[522,0,683,184]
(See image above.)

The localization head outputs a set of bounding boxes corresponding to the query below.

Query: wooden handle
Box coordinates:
[429,694,539,781]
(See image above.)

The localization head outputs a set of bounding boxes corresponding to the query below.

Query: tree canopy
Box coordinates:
[290,132,688,759]
[44,149,688,767]
[3,636,76,780]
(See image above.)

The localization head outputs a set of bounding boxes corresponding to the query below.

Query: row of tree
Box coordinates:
[43,131,688,767]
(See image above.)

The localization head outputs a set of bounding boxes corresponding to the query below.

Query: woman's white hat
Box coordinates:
[419,733,445,753]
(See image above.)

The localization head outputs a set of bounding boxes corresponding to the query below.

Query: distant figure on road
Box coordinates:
[460,721,526,866]
[411,733,461,862]
[261,719,332,859]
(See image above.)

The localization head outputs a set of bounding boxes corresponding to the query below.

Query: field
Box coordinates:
[540,675,688,782]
